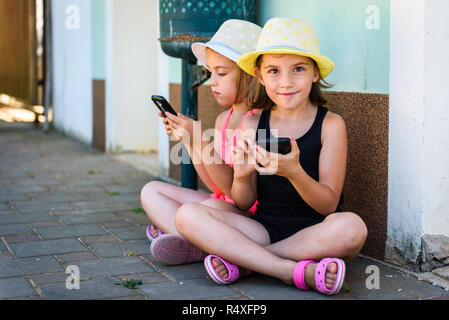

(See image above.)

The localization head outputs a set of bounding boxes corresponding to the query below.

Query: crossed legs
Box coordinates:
[175,199,368,290]
[140,181,251,237]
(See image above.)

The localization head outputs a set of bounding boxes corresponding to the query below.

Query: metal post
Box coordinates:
[43,0,52,133]
[181,59,198,190]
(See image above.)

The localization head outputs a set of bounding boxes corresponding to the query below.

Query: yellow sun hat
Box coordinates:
[237,17,335,79]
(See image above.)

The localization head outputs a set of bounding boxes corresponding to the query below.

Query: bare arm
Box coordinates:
[230,117,259,210]
[161,112,220,194]
[286,113,347,215]
[183,143,222,194]
[190,113,235,197]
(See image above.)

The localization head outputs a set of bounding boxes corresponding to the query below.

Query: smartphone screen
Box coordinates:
[257,138,291,155]
[151,95,177,117]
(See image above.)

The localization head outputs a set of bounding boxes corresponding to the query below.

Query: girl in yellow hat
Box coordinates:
[174,17,368,295]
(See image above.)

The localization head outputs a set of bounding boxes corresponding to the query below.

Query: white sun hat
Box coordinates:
[191,19,262,69]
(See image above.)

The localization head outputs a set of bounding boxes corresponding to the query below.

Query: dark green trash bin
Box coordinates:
[159,0,257,62]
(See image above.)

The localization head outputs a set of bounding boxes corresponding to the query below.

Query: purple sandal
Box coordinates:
[293,258,346,295]
[146,224,164,242]
[204,254,253,285]
[150,234,207,265]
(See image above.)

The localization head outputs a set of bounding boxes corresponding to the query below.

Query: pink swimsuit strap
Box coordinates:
[214,106,259,215]
[220,106,257,162]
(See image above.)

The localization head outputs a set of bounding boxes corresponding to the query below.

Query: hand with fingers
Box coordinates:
[232,136,257,180]
[162,112,200,146]
[158,112,175,137]
[253,137,302,178]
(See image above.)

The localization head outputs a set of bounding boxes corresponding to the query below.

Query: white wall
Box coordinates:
[388,0,449,262]
[51,0,92,144]
[422,0,449,236]
[105,0,160,153]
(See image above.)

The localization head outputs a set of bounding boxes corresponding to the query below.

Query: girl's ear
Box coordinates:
[254,67,265,86]
[313,64,320,83]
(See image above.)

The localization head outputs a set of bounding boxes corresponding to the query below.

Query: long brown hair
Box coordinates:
[248,55,333,110]
[234,67,261,108]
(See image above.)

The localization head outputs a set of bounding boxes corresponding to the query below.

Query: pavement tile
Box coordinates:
[0,256,63,278]
[115,211,151,225]
[0,224,33,236]
[0,193,31,202]
[152,262,209,281]
[56,251,99,264]
[79,234,118,245]
[99,221,135,228]
[10,238,88,258]
[3,234,40,244]
[0,251,13,260]
[33,193,93,204]
[231,275,328,300]
[119,272,169,285]
[12,201,73,214]
[139,277,239,300]
[0,277,37,299]
[106,225,147,240]
[30,272,69,285]
[0,213,56,225]
[36,224,106,240]
[0,209,15,216]
[56,213,124,225]
[74,256,155,278]
[28,221,61,228]
[89,240,150,258]
[348,271,449,300]
[39,277,142,300]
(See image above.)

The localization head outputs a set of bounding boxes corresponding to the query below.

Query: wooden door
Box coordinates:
[0,0,38,105]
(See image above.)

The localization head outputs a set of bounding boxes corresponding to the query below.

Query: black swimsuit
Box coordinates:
[250,106,342,243]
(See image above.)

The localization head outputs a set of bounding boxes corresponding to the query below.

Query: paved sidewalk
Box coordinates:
[0,120,448,300]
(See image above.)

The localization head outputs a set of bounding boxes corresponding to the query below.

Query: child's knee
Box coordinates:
[329,212,368,248]
[175,203,200,234]
[140,181,165,201]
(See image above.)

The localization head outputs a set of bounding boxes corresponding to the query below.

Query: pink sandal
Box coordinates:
[204,255,253,285]
[150,234,207,265]
[146,224,164,242]
[293,258,346,295]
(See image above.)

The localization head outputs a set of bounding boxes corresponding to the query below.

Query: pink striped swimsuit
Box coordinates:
[209,106,259,214]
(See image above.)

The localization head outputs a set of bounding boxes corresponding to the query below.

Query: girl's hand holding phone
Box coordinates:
[253,138,301,178]
[232,136,257,180]
[159,112,174,137]
[164,112,198,145]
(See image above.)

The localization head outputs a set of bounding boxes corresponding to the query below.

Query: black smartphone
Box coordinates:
[257,137,292,155]
[151,95,178,117]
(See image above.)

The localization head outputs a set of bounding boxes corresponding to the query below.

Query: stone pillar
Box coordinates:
[387,0,449,270]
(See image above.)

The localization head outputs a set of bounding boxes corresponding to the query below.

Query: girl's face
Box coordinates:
[205,48,239,107]
[257,54,320,110]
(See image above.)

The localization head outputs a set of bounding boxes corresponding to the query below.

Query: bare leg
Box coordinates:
[140,181,211,236]
[175,203,367,290]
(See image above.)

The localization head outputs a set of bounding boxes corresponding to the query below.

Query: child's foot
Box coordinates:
[304,261,337,290]
[150,224,160,239]
[205,255,253,285]
[211,257,247,280]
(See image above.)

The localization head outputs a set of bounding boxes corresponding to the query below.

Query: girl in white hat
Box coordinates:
[141,19,264,265]
[174,17,368,295]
